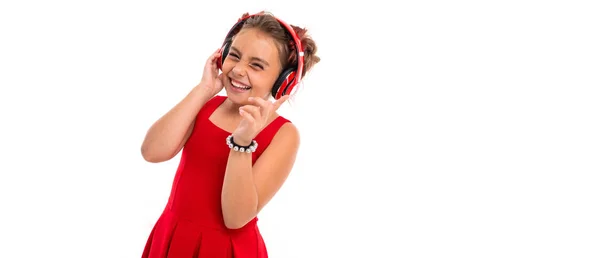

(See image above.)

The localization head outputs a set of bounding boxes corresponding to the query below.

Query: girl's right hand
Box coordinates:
[198,48,225,97]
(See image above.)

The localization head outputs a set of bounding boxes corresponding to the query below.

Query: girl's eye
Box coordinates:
[228,53,263,70]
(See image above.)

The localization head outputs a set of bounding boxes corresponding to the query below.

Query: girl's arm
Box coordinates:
[141,49,224,163]
[221,123,300,229]
[140,85,214,163]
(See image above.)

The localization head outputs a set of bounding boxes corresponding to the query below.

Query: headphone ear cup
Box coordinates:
[218,41,231,70]
[272,68,296,99]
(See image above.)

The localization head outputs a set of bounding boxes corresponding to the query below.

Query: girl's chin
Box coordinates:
[225,90,253,105]
[226,87,249,98]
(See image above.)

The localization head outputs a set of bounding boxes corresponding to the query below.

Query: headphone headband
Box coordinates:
[219,12,305,99]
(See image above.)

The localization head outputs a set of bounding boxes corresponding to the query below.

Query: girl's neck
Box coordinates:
[221,98,244,115]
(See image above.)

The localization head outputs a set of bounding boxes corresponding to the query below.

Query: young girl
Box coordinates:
[140,11,320,258]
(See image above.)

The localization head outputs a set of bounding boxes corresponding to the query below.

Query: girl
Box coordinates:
[140,11,320,258]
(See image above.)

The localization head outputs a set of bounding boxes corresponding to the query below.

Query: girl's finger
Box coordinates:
[240,105,262,121]
[239,109,255,124]
[273,95,290,110]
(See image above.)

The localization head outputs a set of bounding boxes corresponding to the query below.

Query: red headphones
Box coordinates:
[217,12,305,100]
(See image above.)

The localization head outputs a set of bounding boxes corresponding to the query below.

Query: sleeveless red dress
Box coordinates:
[142,95,290,258]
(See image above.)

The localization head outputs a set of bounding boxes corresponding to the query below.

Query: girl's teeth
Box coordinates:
[232,80,250,89]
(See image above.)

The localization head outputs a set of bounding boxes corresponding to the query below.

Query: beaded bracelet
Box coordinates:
[226,135,258,153]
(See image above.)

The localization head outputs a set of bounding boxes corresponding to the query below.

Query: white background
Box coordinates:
[1,0,599,257]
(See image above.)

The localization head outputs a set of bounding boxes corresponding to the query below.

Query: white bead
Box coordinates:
[233,146,239,151]
[239,147,245,152]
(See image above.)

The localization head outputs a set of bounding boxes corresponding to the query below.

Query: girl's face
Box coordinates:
[221,28,283,104]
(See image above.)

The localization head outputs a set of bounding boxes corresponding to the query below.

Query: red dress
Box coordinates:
[142,95,290,258]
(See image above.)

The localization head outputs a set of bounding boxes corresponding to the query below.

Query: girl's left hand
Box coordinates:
[232,95,290,146]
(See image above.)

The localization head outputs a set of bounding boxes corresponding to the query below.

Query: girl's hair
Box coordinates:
[237,12,320,78]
